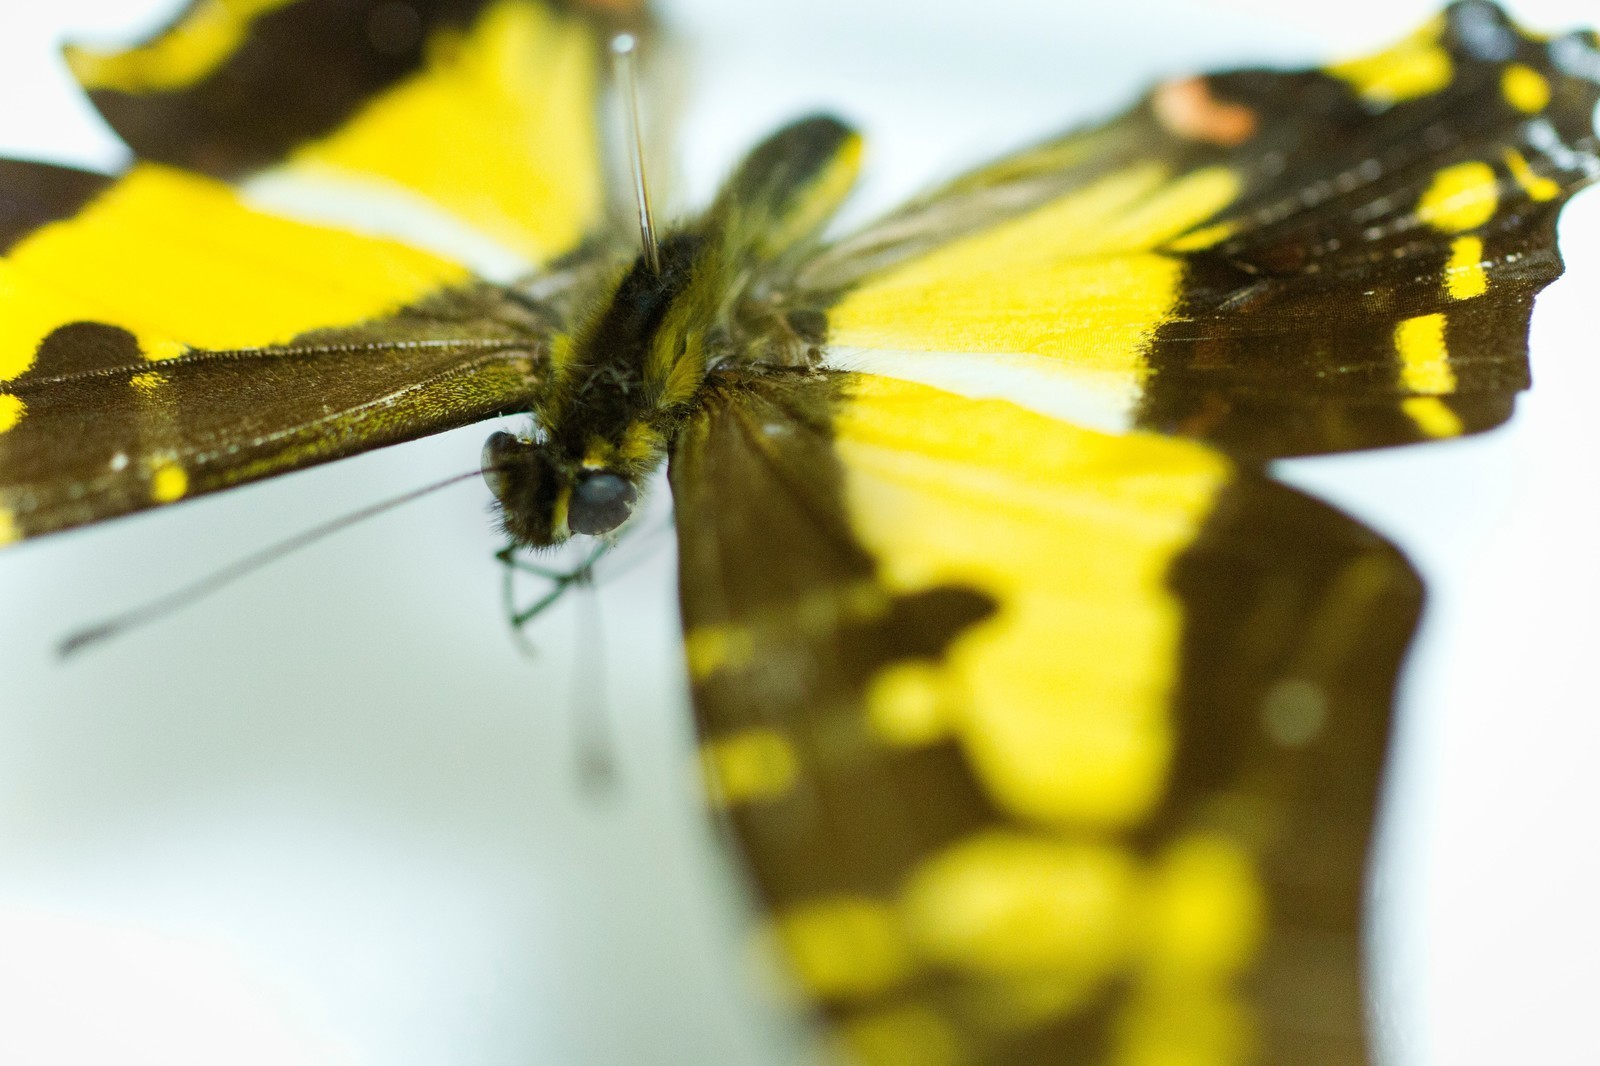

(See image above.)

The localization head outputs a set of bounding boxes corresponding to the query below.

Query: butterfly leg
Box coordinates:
[495,540,621,794]
[496,539,610,636]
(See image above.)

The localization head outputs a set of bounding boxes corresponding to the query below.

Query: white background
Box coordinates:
[0,1,1596,1064]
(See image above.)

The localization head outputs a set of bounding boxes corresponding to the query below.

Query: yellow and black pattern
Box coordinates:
[68,0,640,263]
[803,0,1600,456]
[674,370,1420,1065]
[0,0,631,544]
[1,2,1596,1064]
[1142,1,1600,455]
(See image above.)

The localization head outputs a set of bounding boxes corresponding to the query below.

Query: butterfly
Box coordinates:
[1,1,1597,1064]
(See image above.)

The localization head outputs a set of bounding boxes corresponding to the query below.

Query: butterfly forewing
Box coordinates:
[65,0,643,264]
[800,0,1600,457]
[0,0,635,545]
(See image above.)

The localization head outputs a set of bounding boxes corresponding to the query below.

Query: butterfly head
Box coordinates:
[481,430,639,546]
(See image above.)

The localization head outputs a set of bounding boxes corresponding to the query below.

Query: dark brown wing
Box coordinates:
[671,368,1421,1065]
[0,279,546,544]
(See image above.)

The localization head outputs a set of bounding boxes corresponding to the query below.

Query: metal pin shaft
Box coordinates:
[610,33,661,275]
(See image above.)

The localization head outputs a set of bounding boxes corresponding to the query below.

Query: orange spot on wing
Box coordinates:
[1151,77,1258,147]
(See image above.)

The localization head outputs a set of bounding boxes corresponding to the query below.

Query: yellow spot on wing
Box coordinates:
[901,831,1136,976]
[1501,63,1552,113]
[834,376,1231,827]
[1395,313,1456,395]
[1139,834,1264,980]
[1417,161,1499,233]
[1329,15,1451,105]
[829,164,1238,369]
[0,394,23,433]
[700,728,798,807]
[866,661,951,745]
[288,0,602,263]
[1444,235,1488,300]
[0,164,466,366]
[684,624,755,679]
[773,896,913,1000]
[1503,148,1562,202]
[130,371,167,393]
[0,506,18,546]
[150,462,188,504]
[1111,984,1256,1066]
[839,1003,963,1066]
[1403,396,1464,438]
[65,0,298,93]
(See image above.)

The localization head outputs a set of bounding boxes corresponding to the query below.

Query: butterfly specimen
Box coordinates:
[2,0,1598,1063]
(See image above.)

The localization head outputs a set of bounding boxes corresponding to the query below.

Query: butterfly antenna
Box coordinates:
[611,33,661,274]
[57,470,488,658]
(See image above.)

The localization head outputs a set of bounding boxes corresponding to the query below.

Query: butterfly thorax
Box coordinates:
[484,231,716,546]
[483,114,866,548]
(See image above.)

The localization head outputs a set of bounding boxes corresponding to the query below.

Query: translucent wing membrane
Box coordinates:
[801,0,1600,456]
[67,0,639,264]
[673,369,1420,1066]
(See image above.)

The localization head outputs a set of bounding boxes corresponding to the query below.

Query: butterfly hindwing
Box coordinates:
[799,0,1600,456]
[673,368,1421,1065]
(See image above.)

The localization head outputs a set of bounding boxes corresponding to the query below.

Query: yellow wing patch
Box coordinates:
[283,0,604,264]
[1444,235,1489,300]
[1501,62,1552,114]
[900,831,1137,978]
[1401,396,1465,439]
[1138,833,1263,981]
[831,375,1232,828]
[774,896,915,1000]
[700,728,800,808]
[65,0,299,94]
[0,164,467,380]
[828,165,1238,375]
[1416,161,1500,233]
[1503,147,1562,202]
[0,395,23,434]
[1328,13,1452,105]
[148,461,189,504]
[1395,312,1457,396]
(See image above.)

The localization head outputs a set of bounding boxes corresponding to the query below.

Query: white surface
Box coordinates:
[0,2,1596,1064]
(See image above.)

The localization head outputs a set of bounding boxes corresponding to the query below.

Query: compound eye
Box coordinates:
[480,431,533,503]
[568,472,637,535]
